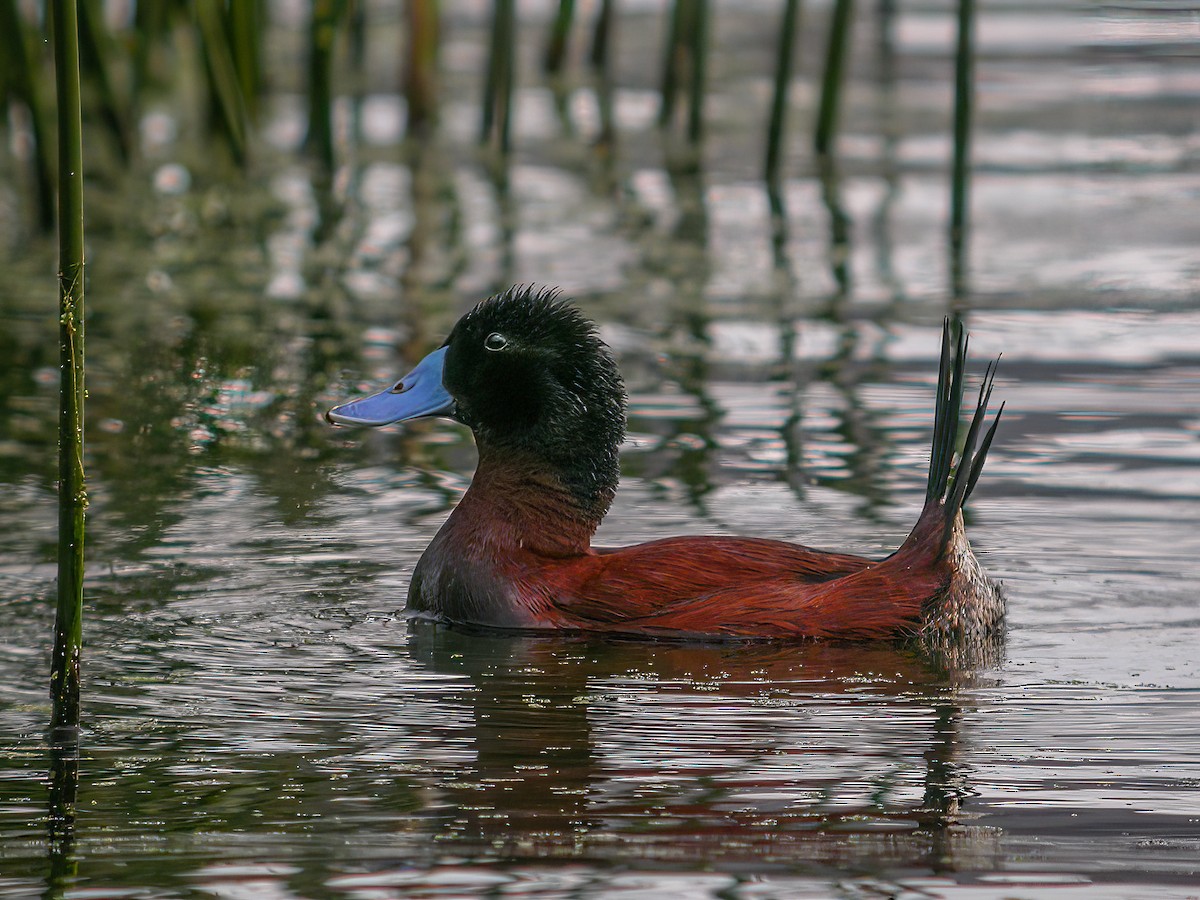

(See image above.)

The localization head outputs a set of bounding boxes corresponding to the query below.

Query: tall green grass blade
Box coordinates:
[814,0,853,158]
[50,0,87,756]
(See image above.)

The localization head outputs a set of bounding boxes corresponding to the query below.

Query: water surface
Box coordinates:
[2,2,1199,897]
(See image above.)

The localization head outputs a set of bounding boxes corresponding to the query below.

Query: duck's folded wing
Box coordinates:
[535,535,875,630]
[596,560,944,639]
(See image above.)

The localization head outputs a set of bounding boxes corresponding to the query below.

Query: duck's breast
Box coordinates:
[408,529,547,628]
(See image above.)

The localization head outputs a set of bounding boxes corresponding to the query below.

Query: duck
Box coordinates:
[327,286,1005,645]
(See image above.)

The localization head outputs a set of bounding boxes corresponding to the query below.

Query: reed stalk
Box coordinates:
[48,7,91,846]
[196,0,248,165]
[481,0,515,155]
[686,0,709,145]
[591,0,616,149]
[50,0,87,755]
[814,0,853,158]
[873,0,903,309]
[658,0,690,128]
[78,0,132,162]
[405,0,440,135]
[498,2,516,156]
[817,155,850,300]
[131,0,170,100]
[305,0,344,172]
[481,5,500,140]
[228,0,263,122]
[48,739,79,867]
[544,0,575,74]
[765,0,801,185]
[350,0,366,74]
[0,0,55,229]
[591,0,614,68]
[949,0,975,302]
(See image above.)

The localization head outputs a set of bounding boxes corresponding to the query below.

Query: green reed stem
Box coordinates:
[543,0,574,74]
[686,0,709,145]
[131,0,170,101]
[78,0,132,162]
[196,0,248,165]
[591,0,616,149]
[0,0,55,229]
[590,0,613,70]
[765,0,801,184]
[658,0,690,128]
[350,0,366,73]
[817,154,851,300]
[950,0,975,302]
[498,1,515,156]
[405,0,440,135]
[228,0,263,122]
[304,0,345,172]
[814,0,853,158]
[48,739,80,860]
[481,0,515,154]
[873,0,903,307]
[50,0,87,752]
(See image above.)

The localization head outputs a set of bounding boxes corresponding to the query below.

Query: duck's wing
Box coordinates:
[533,535,873,629]
[540,506,988,641]
[593,559,943,640]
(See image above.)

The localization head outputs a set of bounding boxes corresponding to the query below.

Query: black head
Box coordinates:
[442,287,627,510]
[328,286,627,517]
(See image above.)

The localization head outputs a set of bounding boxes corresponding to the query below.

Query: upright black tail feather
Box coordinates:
[925,319,1004,531]
[925,320,967,505]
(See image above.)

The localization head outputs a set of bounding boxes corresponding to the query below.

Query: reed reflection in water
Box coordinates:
[0,3,1198,898]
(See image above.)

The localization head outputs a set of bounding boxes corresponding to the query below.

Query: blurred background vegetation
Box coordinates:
[4,8,1200,893]
[1,0,1195,552]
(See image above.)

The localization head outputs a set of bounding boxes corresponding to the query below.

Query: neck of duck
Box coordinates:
[443,442,616,559]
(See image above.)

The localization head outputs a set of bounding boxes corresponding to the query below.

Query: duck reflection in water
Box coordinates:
[406,623,1000,870]
[329,287,1005,653]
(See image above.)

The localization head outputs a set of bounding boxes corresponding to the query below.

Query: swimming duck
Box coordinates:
[328,287,1004,644]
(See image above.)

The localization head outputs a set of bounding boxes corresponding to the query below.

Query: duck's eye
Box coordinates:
[484,332,508,352]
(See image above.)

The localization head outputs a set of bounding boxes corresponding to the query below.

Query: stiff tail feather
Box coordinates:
[925,318,1004,543]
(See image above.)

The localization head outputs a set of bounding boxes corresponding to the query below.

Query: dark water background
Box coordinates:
[2,2,1199,897]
